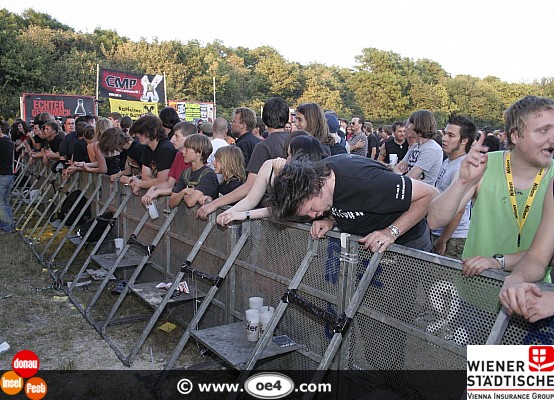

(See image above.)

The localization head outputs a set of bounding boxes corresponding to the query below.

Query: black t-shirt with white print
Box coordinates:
[325,154,427,244]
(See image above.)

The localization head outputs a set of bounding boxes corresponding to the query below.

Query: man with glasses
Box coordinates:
[347,115,368,157]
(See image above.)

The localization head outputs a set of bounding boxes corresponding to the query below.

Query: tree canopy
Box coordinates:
[1,8,552,128]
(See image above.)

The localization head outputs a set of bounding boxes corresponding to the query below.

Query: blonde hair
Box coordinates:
[214,146,246,183]
[94,118,113,142]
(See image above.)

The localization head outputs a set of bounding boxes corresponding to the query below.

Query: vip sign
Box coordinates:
[467,345,554,398]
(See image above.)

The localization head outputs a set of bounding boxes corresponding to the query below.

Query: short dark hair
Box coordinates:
[262,97,289,129]
[352,115,365,127]
[159,107,180,130]
[120,116,133,130]
[391,121,405,133]
[75,121,88,138]
[483,135,501,152]
[269,160,332,220]
[129,115,167,141]
[44,121,59,133]
[108,112,122,122]
[174,121,197,137]
[447,114,477,153]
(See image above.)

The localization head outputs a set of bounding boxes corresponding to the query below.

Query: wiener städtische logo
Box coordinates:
[467,345,554,398]
[1,350,47,399]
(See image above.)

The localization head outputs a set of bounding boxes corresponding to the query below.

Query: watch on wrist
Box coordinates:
[245,211,251,221]
[388,225,400,239]
[493,254,506,271]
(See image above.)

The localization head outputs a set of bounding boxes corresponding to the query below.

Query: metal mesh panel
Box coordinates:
[502,313,554,345]
[348,245,486,371]
[301,236,343,301]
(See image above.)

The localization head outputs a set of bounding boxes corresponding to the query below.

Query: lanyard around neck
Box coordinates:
[505,152,544,248]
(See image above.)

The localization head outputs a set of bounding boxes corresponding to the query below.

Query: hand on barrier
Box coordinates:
[217,209,244,226]
[359,228,395,253]
[197,202,216,219]
[141,189,157,206]
[198,195,212,206]
[525,290,554,323]
[499,279,542,320]
[310,219,333,239]
[461,256,500,277]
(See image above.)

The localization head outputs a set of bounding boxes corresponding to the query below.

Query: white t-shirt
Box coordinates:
[430,155,471,238]
[207,138,229,169]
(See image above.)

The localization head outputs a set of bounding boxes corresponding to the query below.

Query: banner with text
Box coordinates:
[109,99,159,119]
[99,67,165,103]
[22,93,95,125]
[168,101,215,122]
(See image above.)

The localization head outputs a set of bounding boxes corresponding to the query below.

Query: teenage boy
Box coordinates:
[169,134,218,208]
[142,121,196,206]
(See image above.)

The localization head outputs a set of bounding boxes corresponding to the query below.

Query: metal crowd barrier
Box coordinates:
[11,160,554,399]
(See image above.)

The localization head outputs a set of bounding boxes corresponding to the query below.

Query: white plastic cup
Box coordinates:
[259,311,273,337]
[389,154,398,167]
[114,238,124,256]
[245,309,260,342]
[259,306,275,315]
[147,202,159,220]
[248,297,264,310]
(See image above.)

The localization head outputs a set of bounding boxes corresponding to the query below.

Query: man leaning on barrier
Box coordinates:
[268,153,439,253]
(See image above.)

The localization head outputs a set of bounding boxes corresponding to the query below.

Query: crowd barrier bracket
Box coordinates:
[10,160,32,202]
[44,174,100,270]
[156,222,251,393]
[17,166,55,231]
[12,163,44,217]
[81,208,152,320]
[102,210,214,366]
[27,173,77,246]
[63,184,132,300]
[303,251,382,400]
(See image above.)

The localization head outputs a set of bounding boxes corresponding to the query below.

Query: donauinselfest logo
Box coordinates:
[1,349,47,399]
[467,345,554,399]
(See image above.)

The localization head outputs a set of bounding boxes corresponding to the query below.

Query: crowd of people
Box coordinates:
[1,94,553,329]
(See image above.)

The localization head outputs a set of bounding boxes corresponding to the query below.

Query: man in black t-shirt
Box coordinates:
[270,154,439,252]
[378,121,408,168]
[232,107,260,168]
[127,115,177,195]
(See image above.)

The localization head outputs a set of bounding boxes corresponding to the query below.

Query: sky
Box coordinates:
[1,0,553,84]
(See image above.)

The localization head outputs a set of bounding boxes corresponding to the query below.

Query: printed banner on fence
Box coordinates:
[168,101,215,122]
[99,67,165,103]
[21,93,96,125]
[109,99,159,119]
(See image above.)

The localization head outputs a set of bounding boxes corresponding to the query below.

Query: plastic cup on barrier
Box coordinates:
[147,201,159,220]
[259,306,274,316]
[248,297,264,310]
[389,154,398,167]
[114,238,124,256]
[245,309,260,342]
[259,311,273,337]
